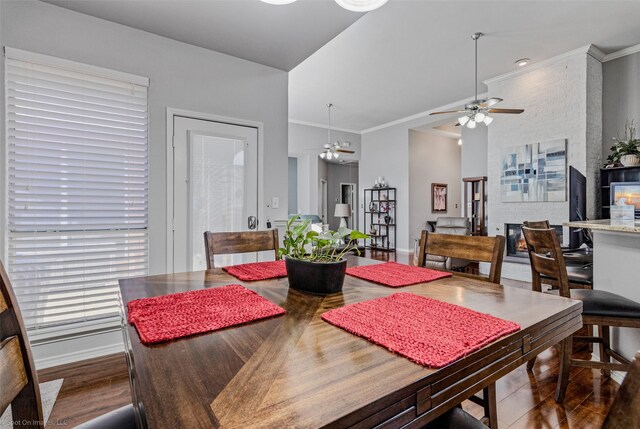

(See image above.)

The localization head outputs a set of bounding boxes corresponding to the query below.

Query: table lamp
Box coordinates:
[334,204,351,229]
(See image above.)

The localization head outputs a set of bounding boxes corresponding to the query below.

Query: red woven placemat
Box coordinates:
[321,292,520,368]
[346,261,452,287]
[127,285,285,344]
[223,260,287,281]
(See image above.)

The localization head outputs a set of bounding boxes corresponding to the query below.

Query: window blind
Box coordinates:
[4,48,149,340]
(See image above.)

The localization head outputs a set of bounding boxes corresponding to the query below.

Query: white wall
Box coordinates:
[602,50,640,161]
[408,130,461,242]
[486,48,602,280]
[288,122,361,216]
[1,0,289,276]
[461,126,488,179]
[1,0,289,367]
[360,125,410,251]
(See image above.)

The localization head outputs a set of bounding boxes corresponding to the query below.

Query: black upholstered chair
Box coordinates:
[521,226,640,403]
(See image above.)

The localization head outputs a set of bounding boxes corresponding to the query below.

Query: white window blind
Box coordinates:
[4,48,149,340]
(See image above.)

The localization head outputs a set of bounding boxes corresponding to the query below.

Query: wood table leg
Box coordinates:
[555,336,573,403]
[484,383,498,429]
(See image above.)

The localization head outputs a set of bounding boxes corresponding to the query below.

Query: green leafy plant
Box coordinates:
[606,119,640,166]
[279,215,369,262]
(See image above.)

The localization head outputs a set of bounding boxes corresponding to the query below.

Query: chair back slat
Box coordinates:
[0,261,43,428]
[203,230,280,269]
[418,231,505,284]
[521,226,571,296]
[522,220,551,229]
[0,337,28,414]
[602,351,640,429]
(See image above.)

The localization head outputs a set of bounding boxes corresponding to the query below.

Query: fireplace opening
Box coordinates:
[505,223,563,259]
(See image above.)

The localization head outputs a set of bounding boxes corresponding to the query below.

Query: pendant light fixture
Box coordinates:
[260,0,387,12]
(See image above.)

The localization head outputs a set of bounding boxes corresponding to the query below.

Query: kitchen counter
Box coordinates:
[565,219,640,233]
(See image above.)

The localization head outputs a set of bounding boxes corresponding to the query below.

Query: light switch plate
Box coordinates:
[272,197,279,209]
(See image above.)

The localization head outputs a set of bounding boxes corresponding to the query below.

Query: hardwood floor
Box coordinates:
[39,251,619,428]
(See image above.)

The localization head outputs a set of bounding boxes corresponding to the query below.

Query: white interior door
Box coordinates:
[173,116,258,272]
[320,179,328,224]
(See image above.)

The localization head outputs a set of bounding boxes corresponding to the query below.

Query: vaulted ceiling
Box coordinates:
[42,0,640,132]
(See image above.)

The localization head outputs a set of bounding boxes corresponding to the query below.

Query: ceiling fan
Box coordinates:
[320,103,355,159]
[430,32,524,128]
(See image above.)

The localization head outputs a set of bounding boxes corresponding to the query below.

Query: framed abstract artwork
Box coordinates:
[431,183,447,212]
[500,139,567,203]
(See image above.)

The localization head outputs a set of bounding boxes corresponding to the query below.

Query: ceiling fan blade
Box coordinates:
[488,108,524,114]
[429,110,466,115]
[336,149,355,154]
[454,122,461,126]
[479,97,503,108]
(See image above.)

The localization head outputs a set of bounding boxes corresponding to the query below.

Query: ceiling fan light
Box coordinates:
[334,152,340,158]
[484,116,494,125]
[458,139,462,146]
[334,0,388,12]
[458,116,469,126]
[260,0,297,4]
[467,120,477,129]
[475,112,486,122]
[319,152,326,159]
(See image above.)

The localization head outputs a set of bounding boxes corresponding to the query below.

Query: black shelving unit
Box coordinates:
[364,187,396,252]
[600,165,640,218]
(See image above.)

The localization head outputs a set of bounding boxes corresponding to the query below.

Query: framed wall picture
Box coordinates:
[431,183,447,212]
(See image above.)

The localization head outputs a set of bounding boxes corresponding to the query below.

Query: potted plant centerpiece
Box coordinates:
[606,120,640,167]
[279,215,368,295]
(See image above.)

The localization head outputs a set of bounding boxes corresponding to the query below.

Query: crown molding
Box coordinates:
[360,93,487,134]
[288,119,361,135]
[603,42,640,62]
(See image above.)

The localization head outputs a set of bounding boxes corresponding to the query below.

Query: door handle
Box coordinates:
[248,216,257,230]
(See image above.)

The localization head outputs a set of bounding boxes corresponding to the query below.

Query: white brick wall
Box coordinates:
[486,50,602,281]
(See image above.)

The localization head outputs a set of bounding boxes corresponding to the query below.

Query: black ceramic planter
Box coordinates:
[285,257,347,295]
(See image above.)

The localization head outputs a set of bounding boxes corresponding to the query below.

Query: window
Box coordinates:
[4,48,149,340]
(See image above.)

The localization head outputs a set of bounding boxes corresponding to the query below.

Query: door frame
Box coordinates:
[319,178,328,224]
[166,108,264,273]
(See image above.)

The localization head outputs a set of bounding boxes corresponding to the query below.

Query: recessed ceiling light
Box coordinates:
[334,0,388,12]
[515,58,531,67]
[260,0,297,4]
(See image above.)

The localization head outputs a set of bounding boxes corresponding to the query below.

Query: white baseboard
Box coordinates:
[396,248,411,253]
[32,329,124,370]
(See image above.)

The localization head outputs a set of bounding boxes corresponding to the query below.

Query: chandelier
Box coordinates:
[260,0,388,12]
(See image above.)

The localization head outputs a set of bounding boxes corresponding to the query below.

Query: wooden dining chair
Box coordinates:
[417,231,506,429]
[521,226,640,403]
[523,220,593,290]
[1,260,43,429]
[0,260,136,429]
[203,229,280,269]
[418,231,505,284]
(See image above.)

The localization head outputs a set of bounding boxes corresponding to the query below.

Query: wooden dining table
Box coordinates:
[118,256,582,429]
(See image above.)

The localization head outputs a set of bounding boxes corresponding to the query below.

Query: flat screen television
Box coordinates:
[569,166,587,249]
[610,182,640,219]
